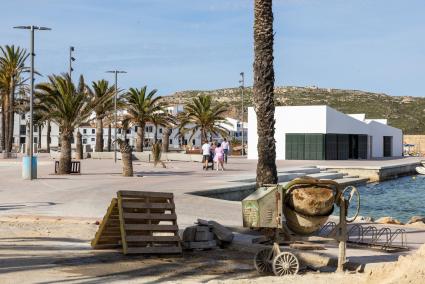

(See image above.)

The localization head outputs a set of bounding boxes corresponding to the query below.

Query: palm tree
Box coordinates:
[123,86,163,152]
[150,110,176,143]
[0,45,29,153]
[178,95,229,143]
[87,80,115,152]
[36,74,99,174]
[116,138,133,176]
[253,0,278,187]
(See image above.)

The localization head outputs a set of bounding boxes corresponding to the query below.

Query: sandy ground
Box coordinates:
[0,215,424,284]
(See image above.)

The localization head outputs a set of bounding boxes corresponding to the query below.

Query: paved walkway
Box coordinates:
[0,155,422,227]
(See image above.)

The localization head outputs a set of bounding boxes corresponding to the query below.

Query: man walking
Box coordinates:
[201,140,211,170]
[222,138,230,164]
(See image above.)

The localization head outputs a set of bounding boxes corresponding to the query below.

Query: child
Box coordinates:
[214,142,225,171]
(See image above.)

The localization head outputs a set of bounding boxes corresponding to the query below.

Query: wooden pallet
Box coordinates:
[91,198,122,249]
[91,191,182,255]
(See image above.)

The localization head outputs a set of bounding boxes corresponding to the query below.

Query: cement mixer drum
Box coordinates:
[242,178,339,235]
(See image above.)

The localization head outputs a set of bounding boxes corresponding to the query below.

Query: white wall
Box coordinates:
[248,105,403,160]
[248,106,328,160]
[368,121,403,157]
[326,107,370,134]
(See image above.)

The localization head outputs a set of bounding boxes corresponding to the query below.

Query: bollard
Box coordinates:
[22,156,37,180]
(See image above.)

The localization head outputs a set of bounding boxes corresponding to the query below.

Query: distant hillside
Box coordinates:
[163,86,425,134]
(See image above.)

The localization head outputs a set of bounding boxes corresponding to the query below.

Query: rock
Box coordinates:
[376,216,404,225]
[359,216,374,222]
[407,216,425,224]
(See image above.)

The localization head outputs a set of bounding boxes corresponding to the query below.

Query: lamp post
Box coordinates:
[69,46,75,79]
[14,25,51,180]
[239,72,245,157]
[106,70,127,163]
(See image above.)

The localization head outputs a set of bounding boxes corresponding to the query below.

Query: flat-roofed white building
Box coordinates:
[248,105,402,160]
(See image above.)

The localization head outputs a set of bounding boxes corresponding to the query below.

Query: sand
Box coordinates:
[1,215,424,284]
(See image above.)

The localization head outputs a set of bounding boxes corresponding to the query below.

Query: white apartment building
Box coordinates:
[9,105,248,151]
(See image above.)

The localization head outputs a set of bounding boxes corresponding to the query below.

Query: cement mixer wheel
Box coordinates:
[254,248,273,274]
[272,252,300,276]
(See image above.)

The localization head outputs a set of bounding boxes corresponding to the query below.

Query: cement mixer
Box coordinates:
[242,177,360,276]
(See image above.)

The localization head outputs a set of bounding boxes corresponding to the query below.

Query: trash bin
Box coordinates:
[22,156,37,180]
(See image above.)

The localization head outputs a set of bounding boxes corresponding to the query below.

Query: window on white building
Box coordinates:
[83,129,87,134]
[159,128,162,134]
[192,139,196,145]
[83,139,87,144]
[118,129,122,134]
[33,137,38,143]
[91,138,95,142]
[92,129,95,134]
[169,139,172,144]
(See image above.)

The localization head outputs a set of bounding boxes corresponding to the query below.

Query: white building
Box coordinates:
[9,103,247,151]
[248,105,402,160]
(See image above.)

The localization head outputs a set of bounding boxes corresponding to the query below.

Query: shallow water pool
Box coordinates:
[358,175,425,223]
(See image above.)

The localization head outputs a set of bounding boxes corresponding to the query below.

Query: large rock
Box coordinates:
[376,216,404,225]
[407,216,425,224]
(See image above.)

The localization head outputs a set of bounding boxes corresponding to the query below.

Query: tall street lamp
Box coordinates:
[69,46,75,79]
[14,25,51,180]
[106,70,127,163]
[239,72,245,157]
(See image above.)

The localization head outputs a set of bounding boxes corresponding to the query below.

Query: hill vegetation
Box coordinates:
[164,86,425,134]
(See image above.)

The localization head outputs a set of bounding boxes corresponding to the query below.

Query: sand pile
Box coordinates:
[366,244,425,284]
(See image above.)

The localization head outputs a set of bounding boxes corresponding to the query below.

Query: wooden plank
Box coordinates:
[117,195,128,254]
[123,213,177,220]
[125,224,178,231]
[92,244,121,250]
[118,190,173,199]
[126,235,180,242]
[126,246,182,254]
[122,202,174,209]
[91,198,121,249]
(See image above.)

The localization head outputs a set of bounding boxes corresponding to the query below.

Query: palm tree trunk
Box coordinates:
[58,131,72,174]
[107,124,112,151]
[119,140,133,177]
[37,124,42,150]
[75,131,83,160]
[154,124,158,143]
[0,99,5,151]
[95,117,104,152]
[3,93,9,153]
[253,0,277,187]
[136,124,145,152]
[162,128,171,152]
[25,121,30,155]
[46,120,51,153]
[7,79,15,152]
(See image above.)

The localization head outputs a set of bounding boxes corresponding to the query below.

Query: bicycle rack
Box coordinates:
[319,222,409,252]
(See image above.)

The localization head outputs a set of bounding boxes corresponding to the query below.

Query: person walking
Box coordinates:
[201,140,211,170]
[222,138,230,164]
[214,142,225,171]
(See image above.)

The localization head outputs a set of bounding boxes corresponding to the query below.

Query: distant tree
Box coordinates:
[87,80,115,152]
[0,45,29,153]
[122,86,163,152]
[36,74,103,174]
[178,95,229,143]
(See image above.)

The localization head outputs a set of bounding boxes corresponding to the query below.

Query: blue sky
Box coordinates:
[1,0,424,97]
